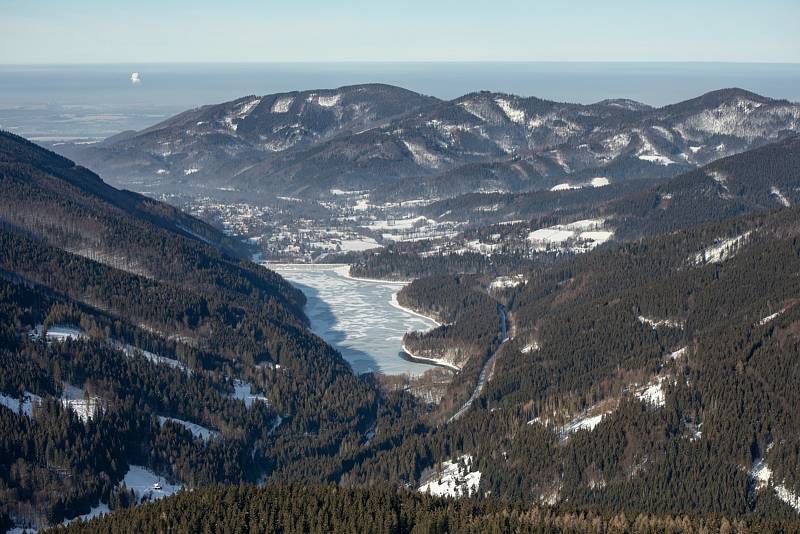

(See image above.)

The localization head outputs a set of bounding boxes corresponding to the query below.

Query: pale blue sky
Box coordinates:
[2,0,798,64]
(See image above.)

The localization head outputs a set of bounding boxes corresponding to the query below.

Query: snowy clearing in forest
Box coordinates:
[693,232,751,265]
[418,455,482,498]
[0,391,41,417]
[123,465,182,503]
[231,380,269,408]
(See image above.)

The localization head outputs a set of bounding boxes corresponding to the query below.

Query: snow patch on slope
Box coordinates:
[114,341,190,373]
[521,341,540,354]
[271,96,294,113]
[60,383,101,422]
[30,324,84,342]
[317,94,341,107]
[560,411,610,437]
[402,140,441,168]
[638,316,684,330]
[158,416,220,442]
[0,391,41,417]
[489,274,526,290]
[772,186,791,207]
[636,133,676,165]
[231,380,269,408]
[494,98,526,124]
[693,232,751,265]
[122,465,182,503]
[635,377,666,407]
[418,455,481,498]
[749,458,800,513]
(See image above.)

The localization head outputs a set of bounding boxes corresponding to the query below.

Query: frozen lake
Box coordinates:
[271,264,439,376]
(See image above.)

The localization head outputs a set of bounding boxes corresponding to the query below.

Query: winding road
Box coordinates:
[448,303,509,423]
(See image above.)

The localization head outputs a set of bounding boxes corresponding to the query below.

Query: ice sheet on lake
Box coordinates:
[273,266,440,376]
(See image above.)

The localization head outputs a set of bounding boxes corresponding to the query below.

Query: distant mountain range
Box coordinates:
[4,123,800,529]
[423,135,800,238]
[55,85,800,200]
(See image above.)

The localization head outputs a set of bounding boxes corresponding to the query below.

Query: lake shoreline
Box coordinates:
[400,343,460,372]
[271,264,442,376]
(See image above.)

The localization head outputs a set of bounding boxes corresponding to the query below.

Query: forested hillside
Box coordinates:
[55,86,800,201]
[57,483,800,533]
[339,206,800,519]
[0,133,383,530]
[3,130,800,531]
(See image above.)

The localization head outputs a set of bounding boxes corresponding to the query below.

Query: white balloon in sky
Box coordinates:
[130,72,141,85]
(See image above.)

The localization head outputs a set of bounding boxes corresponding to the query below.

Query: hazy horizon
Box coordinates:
[4,0,799,63]
[2,61,799,143]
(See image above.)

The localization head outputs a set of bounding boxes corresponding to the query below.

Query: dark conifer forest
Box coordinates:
[2,128,800,532]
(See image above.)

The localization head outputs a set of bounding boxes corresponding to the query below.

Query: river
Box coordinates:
[270,264,440,376]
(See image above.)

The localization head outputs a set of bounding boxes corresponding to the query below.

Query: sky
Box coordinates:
[1,0,799,64]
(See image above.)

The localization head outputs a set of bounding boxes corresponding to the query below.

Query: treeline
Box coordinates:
[58,483,800,533]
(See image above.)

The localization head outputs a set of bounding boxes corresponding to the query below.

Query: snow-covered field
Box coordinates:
[231,380,269,408]
[550,177,610,191]
[61,383,101,422]
[0,391,41,417]
[122,465,182,502]
[54,465,182,527]
[489,274,526,290]
[527,219,613,253]
[418,455,482,498]
[63,503,111,526]
[635,376,666,407]
[30,324,84,342]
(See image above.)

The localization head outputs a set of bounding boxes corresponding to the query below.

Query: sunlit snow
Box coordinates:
[231,380,268,408]
[418,455,481,498]
[693,232,751,265]
[271,96,294,113]
[122,465,182,503]
[0,391,41,417]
